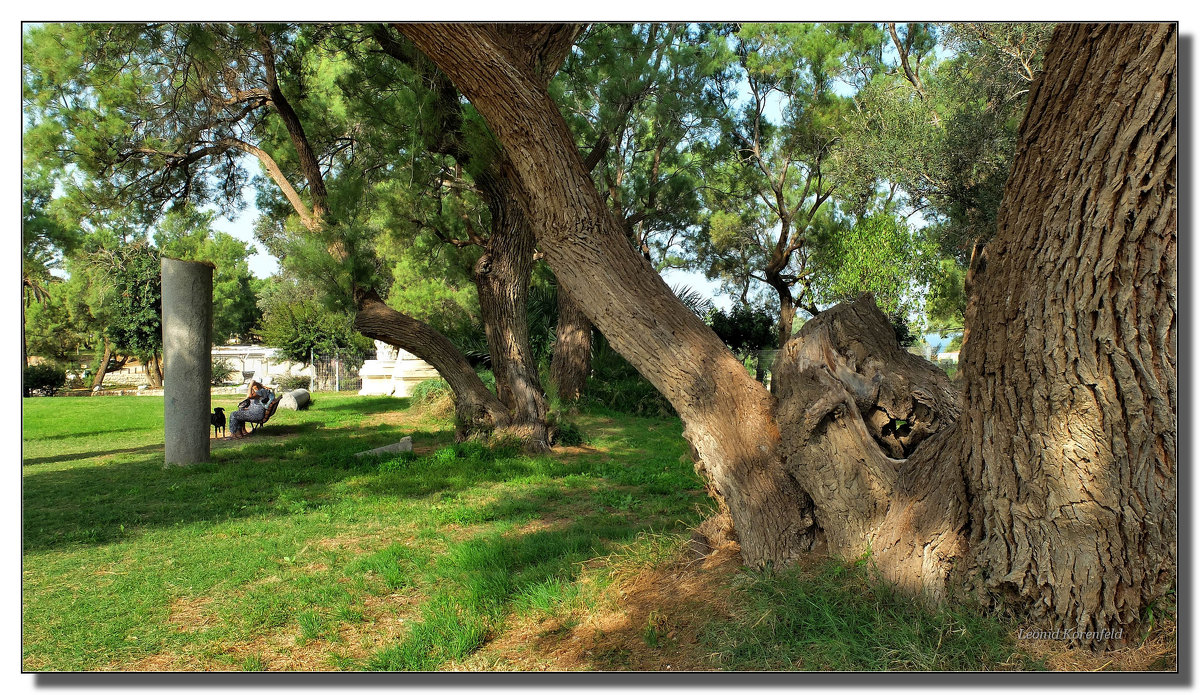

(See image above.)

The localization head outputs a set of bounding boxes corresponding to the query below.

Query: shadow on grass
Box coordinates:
[363,479,686,671]
[22,419,455,553]
[23,443,165,467]
[29,426,154,442]
[315,397,413,415]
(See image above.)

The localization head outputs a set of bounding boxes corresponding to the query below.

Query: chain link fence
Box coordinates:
[310,352,365,392]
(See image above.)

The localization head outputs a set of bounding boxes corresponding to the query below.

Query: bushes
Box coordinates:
[24,364,66,397]
[410,379,455,418]
[274,374,311,392]
[580,338,674,417]
[211,357,237,385]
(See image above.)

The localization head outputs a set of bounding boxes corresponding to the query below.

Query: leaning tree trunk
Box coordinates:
[354,288,510,438]
[405,21,1175,648]
[91,337,113,390]
[550,281,592,403]
[400,23,819,565]
[953,23,1176,646]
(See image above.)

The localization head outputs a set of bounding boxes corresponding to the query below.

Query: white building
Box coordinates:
[359,341,440,397]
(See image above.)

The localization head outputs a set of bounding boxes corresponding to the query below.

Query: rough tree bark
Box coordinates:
[399,23,819,566]
[402,22,1175,646]
[550,281,592,402]
[763,22,1175,645]
[473,168,550,449]
[954,23,1176,644]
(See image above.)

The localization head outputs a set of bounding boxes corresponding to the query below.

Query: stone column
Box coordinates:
[162,257,214,466]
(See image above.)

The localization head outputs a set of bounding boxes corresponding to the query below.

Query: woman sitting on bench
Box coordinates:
[228,381,277,438]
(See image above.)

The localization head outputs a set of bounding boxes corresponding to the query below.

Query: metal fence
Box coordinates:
[310,352,365,392]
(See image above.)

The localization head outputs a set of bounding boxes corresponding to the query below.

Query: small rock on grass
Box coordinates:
[354,436,413,458]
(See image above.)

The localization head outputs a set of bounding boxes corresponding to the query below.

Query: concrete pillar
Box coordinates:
[162,257,214,466]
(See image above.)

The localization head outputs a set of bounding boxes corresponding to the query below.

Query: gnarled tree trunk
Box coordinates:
[474,171,550,450]
[550,281,592,403]
[954,23,1176,645]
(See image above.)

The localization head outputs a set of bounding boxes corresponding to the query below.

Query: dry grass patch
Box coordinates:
[1021,619,1177,672]
[464,543,742,671]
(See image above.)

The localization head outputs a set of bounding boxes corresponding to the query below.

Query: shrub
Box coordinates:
[274,374,311,392]
[211,357,237,385]
[583,375,674,417]
[24,364,66,397]
[580,337,674,417]
[410,378,451,403]
[549,417,586,447]
[411,378,454,418]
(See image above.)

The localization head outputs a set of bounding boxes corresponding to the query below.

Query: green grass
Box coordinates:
[22,392,708,671]
[700,558,1043,671]
[22,392,1043,672]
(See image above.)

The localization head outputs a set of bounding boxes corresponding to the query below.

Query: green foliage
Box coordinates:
[583,337,674,418]
[273,374,311,392]
[707,304,776,357]
[410,379,452,405]
[809,210,935,319]
[836,23,1053,260]
[23,363,66,397]
[154,206,260,343]
[925,257,967,330]
[211,357,237,386]
[548,417,586,447]
[105,241,162,362]
[257,278,372,365]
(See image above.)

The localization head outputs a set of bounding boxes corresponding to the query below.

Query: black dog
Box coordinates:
[211,407,226,438]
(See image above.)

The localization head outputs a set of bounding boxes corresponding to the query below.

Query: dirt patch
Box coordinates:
[168,596,216,633]
[462,545,744,671]
[116,590,422,672]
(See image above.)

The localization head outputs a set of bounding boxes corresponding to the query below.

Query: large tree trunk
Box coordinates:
[354,288,511,438]
[953,23,1176,646]
[403,22,1176,647]
[400,23,820,565]
[771,22,1176,647]
[550,281,592,403]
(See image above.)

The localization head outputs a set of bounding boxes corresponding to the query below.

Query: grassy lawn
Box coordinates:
[21,393,1172,671]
